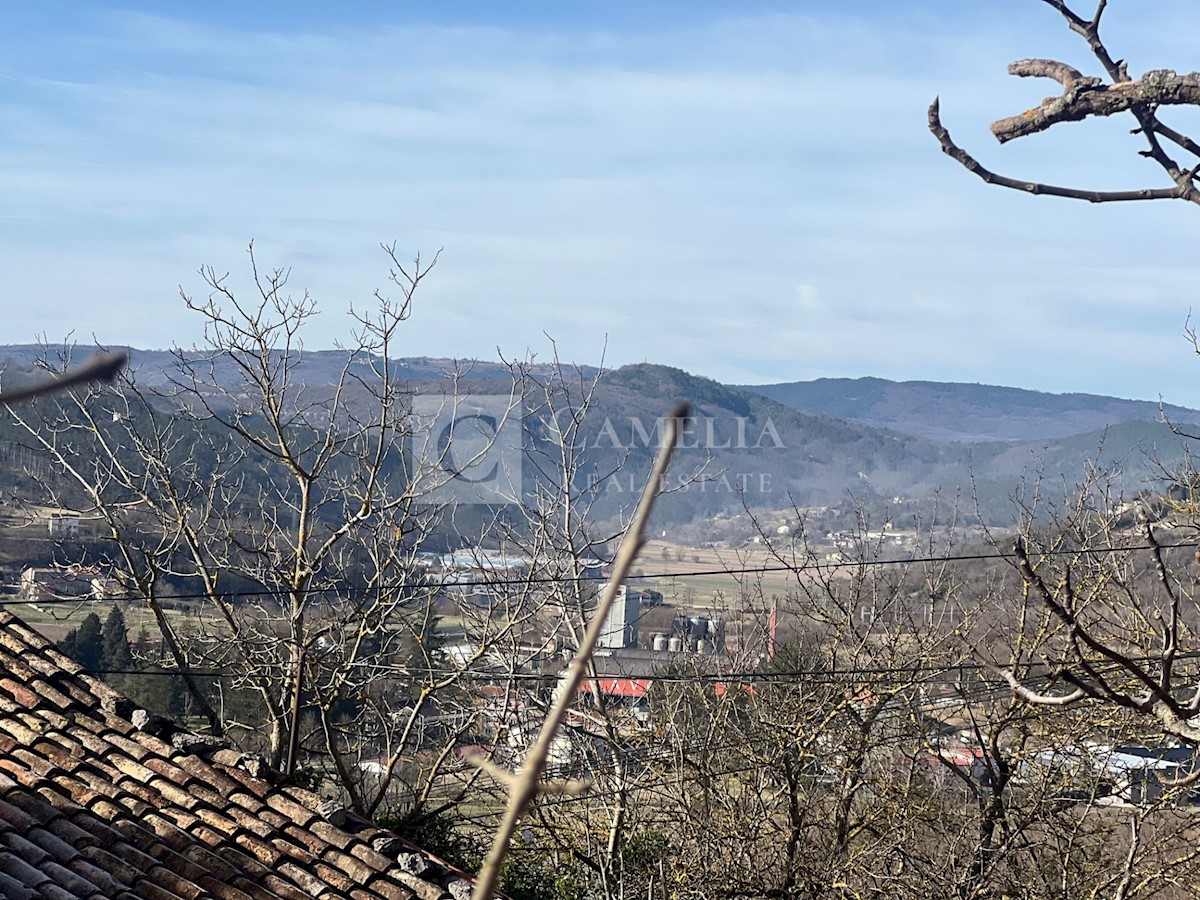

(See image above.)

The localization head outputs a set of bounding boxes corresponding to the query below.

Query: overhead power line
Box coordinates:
[85,650,1200,684]
[1,538,1196,608]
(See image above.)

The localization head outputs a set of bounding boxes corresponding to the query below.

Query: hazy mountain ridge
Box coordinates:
[737,376,1200,442]
[0,348,1193,526]
[0,345,597,390]
[570,365,1193,525]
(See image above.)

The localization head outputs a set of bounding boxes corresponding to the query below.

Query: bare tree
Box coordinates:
[3,243,534,821]
[470,402,688,900]
[929,0,1200,765]
[630,504,1200,899]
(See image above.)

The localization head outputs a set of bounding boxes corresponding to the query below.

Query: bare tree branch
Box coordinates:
[933,0,1200,205]
[991,63,1200,144]
[471,403,689,900]
[928,99,1184,203]
[992,664,1087,706]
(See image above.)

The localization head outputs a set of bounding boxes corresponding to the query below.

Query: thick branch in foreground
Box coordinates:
[992,62,1200,144]
[471,403,690,900]
[0,351,128,406]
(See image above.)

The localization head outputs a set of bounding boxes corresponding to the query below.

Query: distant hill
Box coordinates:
[0,347,1193,527]
[574,365,1195,526]
[0,345,596,390]
[737,377,1200,442]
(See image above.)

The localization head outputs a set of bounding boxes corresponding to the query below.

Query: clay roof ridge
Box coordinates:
[0,607,486,899]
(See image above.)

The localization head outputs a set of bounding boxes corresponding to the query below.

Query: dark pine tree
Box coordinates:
[101,605,134,672]
[58,613,103,671]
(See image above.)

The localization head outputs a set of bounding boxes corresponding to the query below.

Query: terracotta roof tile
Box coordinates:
[29,678,77,711]
[348,840,398,872]
[60,807,121,845]
[258,871,319,900]
[104,729,153,761]
[52,727,101,760]
[195,872,258,900]
[0,849,52,889]
[312,818,357,851]
[178,840,241,883]
[228,802,278,839]
[87,797,128,821]
[148,775,204,810]
[321,848,378,886]
[29,859,93,900]
[144,754,201,787]
[39,880,84,900]
[0,797,34,831]
[209,838,275,881]
[114,773,164,812]
[229,789,269,814]
[0,716,43,746]
[79,844,157,890]
[193,804,244,839]
[109,750,159,784]
[276,859,334,896]
[174,751,242,792]
[368,873,422,900]
[228,874,291,900]
[57,680,99,709]
[0,654,37,682]
[0,677,41,708]
[282,821,327,857]
[313,858,361,894]
[215,759,274,798]
[142,863,207,900]
[264,791,320,828]
[0,828,51,867]
[128,880,190,900]
[235,830,287,867]
[33,860,99,897]
[66,855,128,896]
[26,825,77,865]
[108,835,174,873]
[0,608,480,900]
[44,813,96,849]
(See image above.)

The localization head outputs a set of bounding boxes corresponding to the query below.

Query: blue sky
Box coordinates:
[4,2,1200,403]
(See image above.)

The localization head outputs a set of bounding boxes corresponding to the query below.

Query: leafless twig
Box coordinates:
[471,402,689,900]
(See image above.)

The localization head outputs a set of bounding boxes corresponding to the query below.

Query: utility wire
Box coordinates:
[84,650,1200,684]
[2,538,1197,608]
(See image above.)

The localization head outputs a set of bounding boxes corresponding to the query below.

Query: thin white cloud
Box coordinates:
[0,6,1198,403]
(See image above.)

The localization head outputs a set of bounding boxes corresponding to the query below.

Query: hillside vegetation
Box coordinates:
[1,348,1193,527]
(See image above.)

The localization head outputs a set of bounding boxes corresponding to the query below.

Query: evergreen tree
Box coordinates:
[136,667,188,720]
[101,605,134,672]
[58,613,103,671]
[57,630,77,662]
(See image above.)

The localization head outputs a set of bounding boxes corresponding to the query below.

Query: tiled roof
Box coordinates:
[0,610,482,900]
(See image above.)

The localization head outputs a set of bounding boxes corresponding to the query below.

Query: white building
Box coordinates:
[597,584,640,650]
[47,513,81,539]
